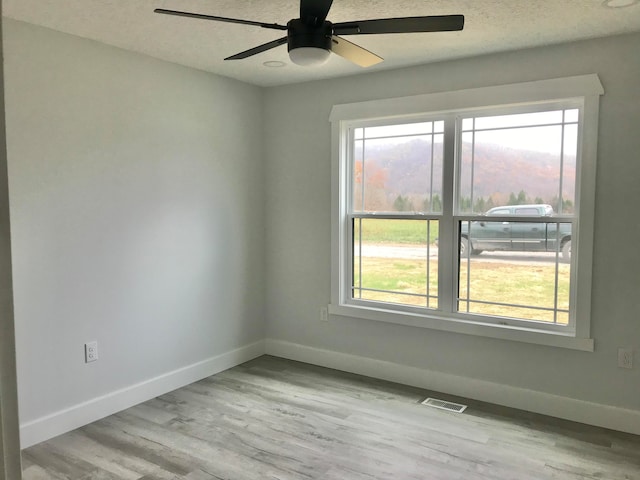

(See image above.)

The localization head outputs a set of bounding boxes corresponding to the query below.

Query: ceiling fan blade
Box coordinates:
[225,37,288,60]
[333,15,464,35]
[300,0,334,26]
[154,9,287,31]
[330,36,383,68]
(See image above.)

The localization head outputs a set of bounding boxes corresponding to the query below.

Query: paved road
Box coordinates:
[358,244,562,264]
[359,244,436,259]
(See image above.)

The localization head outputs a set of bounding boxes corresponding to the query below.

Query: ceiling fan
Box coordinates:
[155,0,464,67]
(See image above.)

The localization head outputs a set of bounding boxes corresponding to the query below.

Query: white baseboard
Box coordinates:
[265,339,640,436]
[20,340,265,448]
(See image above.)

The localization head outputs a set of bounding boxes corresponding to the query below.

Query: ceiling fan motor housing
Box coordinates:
[287,19,333,52]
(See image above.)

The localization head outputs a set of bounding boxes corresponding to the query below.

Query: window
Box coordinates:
[330,75,603,351]
[351,120,443,309]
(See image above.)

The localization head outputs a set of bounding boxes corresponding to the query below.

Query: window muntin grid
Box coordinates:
[344,105,581,328]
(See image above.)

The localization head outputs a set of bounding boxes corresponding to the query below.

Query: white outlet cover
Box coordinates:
[85,341,98,363]
[618,348,633,369]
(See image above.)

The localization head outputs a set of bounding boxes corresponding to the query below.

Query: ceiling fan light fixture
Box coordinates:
[289,46,331,66]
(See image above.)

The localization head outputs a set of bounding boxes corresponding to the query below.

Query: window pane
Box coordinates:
[458,221,571,324]
[561,124,578,213]
[458,111,578,215]
[474,110,563,130]
[459,131,475,213]
[364,122,433,139]
[352,219,438,309]
[352,123,444,213]
[353,139,364,212]
[565,109,579,123]
[353,218,362,298]
[428,133,444,213]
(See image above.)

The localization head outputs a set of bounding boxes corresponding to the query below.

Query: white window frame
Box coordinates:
[329,75,603,351]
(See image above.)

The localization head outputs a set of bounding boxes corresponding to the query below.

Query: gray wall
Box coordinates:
[263,32,640,411]
[3,19,265,424]
[0,5,23,477]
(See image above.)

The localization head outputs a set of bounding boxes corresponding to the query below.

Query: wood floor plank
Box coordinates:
[22,355,640,480]
[37,432,141,480]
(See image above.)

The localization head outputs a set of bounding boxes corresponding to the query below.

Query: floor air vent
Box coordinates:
[421,397,467,413]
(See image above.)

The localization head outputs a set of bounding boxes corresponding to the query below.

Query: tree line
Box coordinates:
[392,190,574,213]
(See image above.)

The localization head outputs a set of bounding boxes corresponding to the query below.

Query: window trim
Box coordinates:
[330,75,603,351]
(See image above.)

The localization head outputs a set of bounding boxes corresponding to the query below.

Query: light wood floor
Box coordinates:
[22,355,640,479]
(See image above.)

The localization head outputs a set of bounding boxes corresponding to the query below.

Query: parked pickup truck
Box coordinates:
[460,204,572,259]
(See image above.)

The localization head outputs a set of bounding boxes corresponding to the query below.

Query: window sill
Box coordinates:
[328,303,594,352]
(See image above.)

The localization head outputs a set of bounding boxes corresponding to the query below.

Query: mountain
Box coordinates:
[359,138,575,210]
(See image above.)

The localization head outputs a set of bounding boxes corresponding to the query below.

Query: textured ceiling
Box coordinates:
[4,0,640,87]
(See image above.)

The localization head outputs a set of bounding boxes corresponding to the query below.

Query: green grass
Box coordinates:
[354,257,570,324]
[354,218,439,244]
[458,260,570,323]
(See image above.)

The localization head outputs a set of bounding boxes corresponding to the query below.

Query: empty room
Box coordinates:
[0,0,639,478]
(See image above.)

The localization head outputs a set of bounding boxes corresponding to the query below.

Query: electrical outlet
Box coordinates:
[320,307,328,322]
[618,348,633,369]
[85,341,98,363]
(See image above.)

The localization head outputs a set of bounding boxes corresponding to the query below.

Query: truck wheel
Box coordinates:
[562,240,571,260]
[460,237,470,257]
